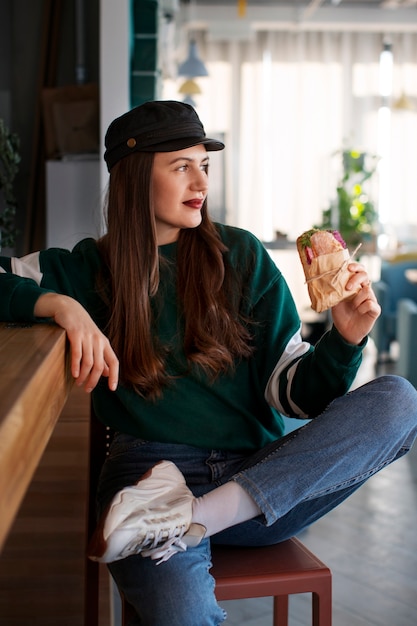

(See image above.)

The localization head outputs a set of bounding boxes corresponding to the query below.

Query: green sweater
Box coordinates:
[0,224,364,451]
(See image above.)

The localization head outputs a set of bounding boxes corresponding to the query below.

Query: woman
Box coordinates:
[1,100,416,626]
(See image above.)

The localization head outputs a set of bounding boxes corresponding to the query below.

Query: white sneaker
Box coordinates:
[87,460,206,564]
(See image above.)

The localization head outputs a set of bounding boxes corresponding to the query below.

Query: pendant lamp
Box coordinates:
[178,78,202,96]
[178,40,208,78]
[238,0,247,17]
[393,92,415,111]
[178,78,201,107]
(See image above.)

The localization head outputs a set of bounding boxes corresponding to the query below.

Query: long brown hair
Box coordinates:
[97,151,253,400]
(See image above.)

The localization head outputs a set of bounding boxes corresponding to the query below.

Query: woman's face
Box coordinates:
[152,144,209,245]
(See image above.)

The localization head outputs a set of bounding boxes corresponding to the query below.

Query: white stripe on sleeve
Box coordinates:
[11,252,42,285]
[264,328,311,417]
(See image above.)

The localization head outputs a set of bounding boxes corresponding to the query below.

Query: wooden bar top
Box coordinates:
[0,322,73,550]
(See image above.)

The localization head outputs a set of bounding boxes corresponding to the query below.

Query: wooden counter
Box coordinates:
[0,322,73,550]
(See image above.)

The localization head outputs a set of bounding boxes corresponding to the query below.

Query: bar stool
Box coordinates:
[85,409,332,625]
[211,540,331,625]
[119,539,332,625]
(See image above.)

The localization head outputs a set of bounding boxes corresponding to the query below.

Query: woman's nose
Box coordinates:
[191,170,208,192]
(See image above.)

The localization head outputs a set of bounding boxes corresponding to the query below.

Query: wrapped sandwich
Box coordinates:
[297,228,360,313]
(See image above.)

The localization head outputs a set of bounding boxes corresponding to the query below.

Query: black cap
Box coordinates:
[104,100,225,171]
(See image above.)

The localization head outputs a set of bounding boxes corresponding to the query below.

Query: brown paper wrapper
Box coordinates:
[303,248,359,313]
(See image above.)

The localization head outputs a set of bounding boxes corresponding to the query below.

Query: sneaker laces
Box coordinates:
[120,523,188,562]
[140,526,188,565]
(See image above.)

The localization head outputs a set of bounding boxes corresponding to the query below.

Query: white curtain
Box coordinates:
[163,30,417,248]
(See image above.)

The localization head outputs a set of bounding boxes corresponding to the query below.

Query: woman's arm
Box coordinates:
[1,242,119,392]
[34,293,119,393]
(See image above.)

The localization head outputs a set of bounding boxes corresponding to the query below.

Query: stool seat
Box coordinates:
[211,539,332,625]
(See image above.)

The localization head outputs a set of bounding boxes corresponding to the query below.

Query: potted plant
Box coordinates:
[316,149,379,253]
[0,118,20,251]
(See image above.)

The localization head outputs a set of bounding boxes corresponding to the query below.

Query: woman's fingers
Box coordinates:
[104,345,120,391]
[67,328,119,393]
[40,294,120,393]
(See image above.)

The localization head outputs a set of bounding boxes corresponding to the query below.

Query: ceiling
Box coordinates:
[181,1,417,7]
[175,0,417,33]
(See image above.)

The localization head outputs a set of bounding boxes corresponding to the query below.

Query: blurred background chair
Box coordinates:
[397,298,417,388]
[370,254,417,360]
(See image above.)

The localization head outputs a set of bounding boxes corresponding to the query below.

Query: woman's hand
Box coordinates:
[34,293,119,393]
[331,262,381,345]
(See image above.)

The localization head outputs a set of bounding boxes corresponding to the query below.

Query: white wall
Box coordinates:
[46,160,102,248]
[99,0,131,194]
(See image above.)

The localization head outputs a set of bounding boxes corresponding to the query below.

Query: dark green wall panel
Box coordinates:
[130,0,159,107]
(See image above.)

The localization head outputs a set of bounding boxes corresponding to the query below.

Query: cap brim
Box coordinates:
[140,136,225,152]
[105,135,225,171]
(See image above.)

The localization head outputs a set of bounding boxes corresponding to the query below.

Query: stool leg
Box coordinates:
[84,558,99,626]
[312,588,332,626]
[273,595,289,626]
[121,594,136,625]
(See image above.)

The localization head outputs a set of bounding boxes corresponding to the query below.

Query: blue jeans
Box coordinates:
[95,375,417,626]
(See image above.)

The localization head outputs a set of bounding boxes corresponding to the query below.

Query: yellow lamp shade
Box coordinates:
[178,79,202,95]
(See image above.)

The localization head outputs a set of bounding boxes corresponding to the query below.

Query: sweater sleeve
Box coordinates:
[234,235,365,419]
[261,277,365,418]
[0,257,54,321]
[214,225,365,420]
[0,240,101,323]
[265,324,365,418]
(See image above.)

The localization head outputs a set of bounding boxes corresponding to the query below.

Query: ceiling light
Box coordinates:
[178,40,208,78]
[178,79,202,95]
[393,92,415,111]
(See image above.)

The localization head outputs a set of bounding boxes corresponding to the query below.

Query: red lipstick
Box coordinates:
[184,199,204,209]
